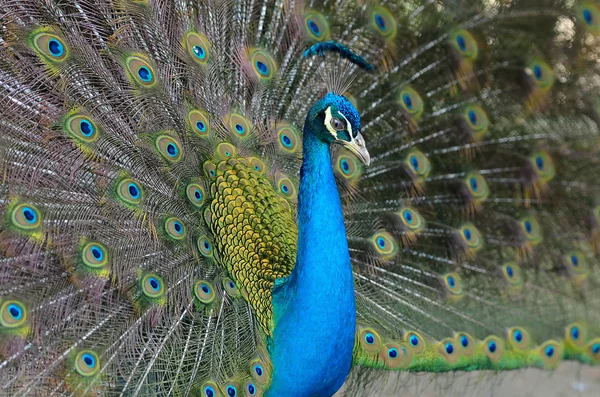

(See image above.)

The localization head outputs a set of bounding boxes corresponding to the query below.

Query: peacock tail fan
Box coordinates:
[0,0,599,396]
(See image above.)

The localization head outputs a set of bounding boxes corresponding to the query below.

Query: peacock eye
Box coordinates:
[330,117,345,131]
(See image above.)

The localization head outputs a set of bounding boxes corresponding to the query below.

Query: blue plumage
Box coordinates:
[270,93,365,396]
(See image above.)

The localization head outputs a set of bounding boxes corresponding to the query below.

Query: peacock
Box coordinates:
[1,0,600,396]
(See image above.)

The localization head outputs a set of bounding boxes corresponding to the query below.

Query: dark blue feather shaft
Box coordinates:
[303,41,374,72]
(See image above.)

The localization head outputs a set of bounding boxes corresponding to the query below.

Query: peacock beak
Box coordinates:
[339,132,370,166]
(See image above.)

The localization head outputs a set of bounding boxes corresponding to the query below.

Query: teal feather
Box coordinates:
[0,0,599,396]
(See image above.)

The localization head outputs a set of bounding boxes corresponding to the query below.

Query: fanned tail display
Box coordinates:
[0,0,599,396]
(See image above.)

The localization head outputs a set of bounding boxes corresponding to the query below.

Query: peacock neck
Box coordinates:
[267,122,356,397]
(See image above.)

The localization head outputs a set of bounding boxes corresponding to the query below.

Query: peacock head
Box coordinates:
[308,92,370,165]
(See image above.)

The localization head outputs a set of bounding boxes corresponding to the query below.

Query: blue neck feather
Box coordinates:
[267,122,356,396]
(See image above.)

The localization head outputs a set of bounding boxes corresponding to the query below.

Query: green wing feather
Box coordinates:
[209,158,297,334]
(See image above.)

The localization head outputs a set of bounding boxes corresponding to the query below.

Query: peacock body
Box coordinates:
[0,0,599,396]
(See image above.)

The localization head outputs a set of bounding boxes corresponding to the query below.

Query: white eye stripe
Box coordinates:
[324,107,338,138]
[339,112,352,136]
[324,106,353,140]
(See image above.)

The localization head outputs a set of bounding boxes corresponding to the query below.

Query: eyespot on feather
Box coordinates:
[155,135,183,163]
[188,109,211,137]
[222,381,240,397]
[405,149,431,178]
[226,113,252,138]
[397,207,425,233]
[379,342,411,368]
[563,251,590,281]
[30,31,69,62]
[140,273,165,299]
[246,381,262,397]
[249,357,271,385]
[81,242,109,269]
[74,350,100,377]
[194,280,215,304]
[441,272,463,299]
[482,335,504,362]
[450,29,478,60]
[455,332,475,357]
[527,59,554,91]
[579,2,600,32]
[303,11,330,42]
[461,104,489,141]
[199,381,221,397]
[405,331,425,354]
[276,177,297,202]
[1,300,27,329]
[507,327,531,350]
[223,277,240,297]
[10,203,43,232]
[438,338,460,364]
[65,114,100,143]
[358,328,382,353]
[586,338,600,363]
[244,380,262,396]
[529,151,555,182]
[197,236,214,258]
[125,55,157,87]
[370,6,397,39]
[565,323,587,348]
[216,142,237,160]
[463,171,489,202]
[277,125,301,154]
[458,223,483,252]
[519,216,543,245]
[203,162,218,179]
[164,217,186,240]
[398,86,424,119]
[116,178,144,206]
[249,157,267,174]
[335,153,362,180]
[371,231,398,260]
[184,31,211,64]
[186,183,206,208]
[500,262,523,291]
[248,49,277,81]
[538,340,562,368]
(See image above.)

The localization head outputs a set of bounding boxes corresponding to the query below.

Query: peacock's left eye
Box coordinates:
[330,117,345,131]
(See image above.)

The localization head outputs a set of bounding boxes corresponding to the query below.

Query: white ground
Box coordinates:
[335,362,600,397]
